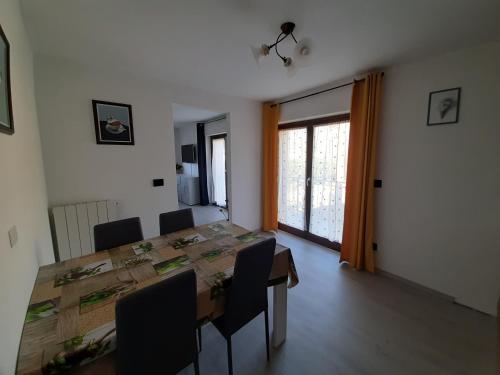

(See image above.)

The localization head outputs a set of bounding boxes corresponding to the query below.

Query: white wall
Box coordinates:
[376,42,500,315]
[35,55,262,240]
[0,0,54,373]
[279,80,352,123]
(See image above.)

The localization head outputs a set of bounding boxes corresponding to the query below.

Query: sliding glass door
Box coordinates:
[278,127,307,230]
[278,114,350,249]
[309,121,349,243]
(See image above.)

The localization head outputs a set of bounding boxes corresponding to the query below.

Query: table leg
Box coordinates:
[272,281,287,347]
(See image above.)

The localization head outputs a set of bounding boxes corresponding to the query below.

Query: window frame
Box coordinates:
[277,113,350,251]
[210,133,228,208]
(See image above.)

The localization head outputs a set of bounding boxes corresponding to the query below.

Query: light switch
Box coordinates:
[8,225,18,248]
[153,178,165,187]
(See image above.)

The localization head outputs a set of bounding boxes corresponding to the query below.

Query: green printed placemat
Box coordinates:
[25,298,60,323]
[79,280,136,313]
[208,223,230,233]
[200,246,232,262]
[122,253,153,268]
[54,259,113,287]
[170,233,207,249]
[153,255,190,275]
[235,232,263,243]
[132,242,154,255]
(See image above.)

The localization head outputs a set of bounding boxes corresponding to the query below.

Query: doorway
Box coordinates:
[210,134,227,208]
[277,113,350,250]
[172,103,230,224]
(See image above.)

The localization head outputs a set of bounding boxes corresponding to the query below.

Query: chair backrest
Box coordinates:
[224,237,276,335]
[115,269,198,375]
[159,208,195,235]
[94,217,144,252]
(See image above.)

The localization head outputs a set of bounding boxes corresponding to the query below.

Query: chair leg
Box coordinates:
[193,352,200,375]
[226,336,233,375]
[264,308,270,362]
[197,327,202,352]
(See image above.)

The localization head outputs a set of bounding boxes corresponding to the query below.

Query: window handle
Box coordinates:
[306,177,311,187]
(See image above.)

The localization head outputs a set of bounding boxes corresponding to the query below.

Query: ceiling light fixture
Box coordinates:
[251,22,312,76]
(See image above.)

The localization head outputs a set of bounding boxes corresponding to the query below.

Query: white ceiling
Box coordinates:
[21,0,500,101]
[172,104,222,127]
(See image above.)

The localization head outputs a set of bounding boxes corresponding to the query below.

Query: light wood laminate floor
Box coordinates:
[181,230,496,375]
[179,202,228,226]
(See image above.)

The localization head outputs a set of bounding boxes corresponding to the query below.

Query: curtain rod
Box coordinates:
[272,81,354,107]
[272,73,384,107]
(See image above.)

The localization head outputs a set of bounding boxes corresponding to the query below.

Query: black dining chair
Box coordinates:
[115,269,200,375]
[159,208,195,235]
[94,217,144,252]
[210,237,276,375]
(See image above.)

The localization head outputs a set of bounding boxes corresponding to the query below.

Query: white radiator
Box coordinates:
[51,200,119,261]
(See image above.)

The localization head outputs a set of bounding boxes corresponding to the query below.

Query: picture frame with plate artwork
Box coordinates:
[92,100,134,145]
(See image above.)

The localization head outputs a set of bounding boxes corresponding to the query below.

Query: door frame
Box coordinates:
[277,113,350,251]
[210,133,228,208]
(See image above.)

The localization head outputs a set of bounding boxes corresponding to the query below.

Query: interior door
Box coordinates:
[278,114,350,250]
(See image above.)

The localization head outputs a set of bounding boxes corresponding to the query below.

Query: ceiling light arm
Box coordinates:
[274,33,286,62]
[267,32,287,50]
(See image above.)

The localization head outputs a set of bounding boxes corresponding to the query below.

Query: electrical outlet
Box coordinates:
[8,225,18,248]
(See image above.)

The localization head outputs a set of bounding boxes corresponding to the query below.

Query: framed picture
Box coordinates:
[92,100,134,145]
[427,87,461,126]
[0,24,14,135]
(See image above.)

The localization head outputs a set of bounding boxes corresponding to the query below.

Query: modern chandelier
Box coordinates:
[251,22,312,76]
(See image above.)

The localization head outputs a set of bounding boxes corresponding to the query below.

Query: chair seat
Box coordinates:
[212,308,265,338]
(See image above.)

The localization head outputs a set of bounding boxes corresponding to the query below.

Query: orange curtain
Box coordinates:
[262,103,280,231]
[340,72,384,272]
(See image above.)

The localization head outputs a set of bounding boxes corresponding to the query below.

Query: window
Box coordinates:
[278,114,350,249]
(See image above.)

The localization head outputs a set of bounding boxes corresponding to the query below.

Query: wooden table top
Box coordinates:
[16,221,297,375]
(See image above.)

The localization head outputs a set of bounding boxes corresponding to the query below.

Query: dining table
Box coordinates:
[16,220,299,374]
